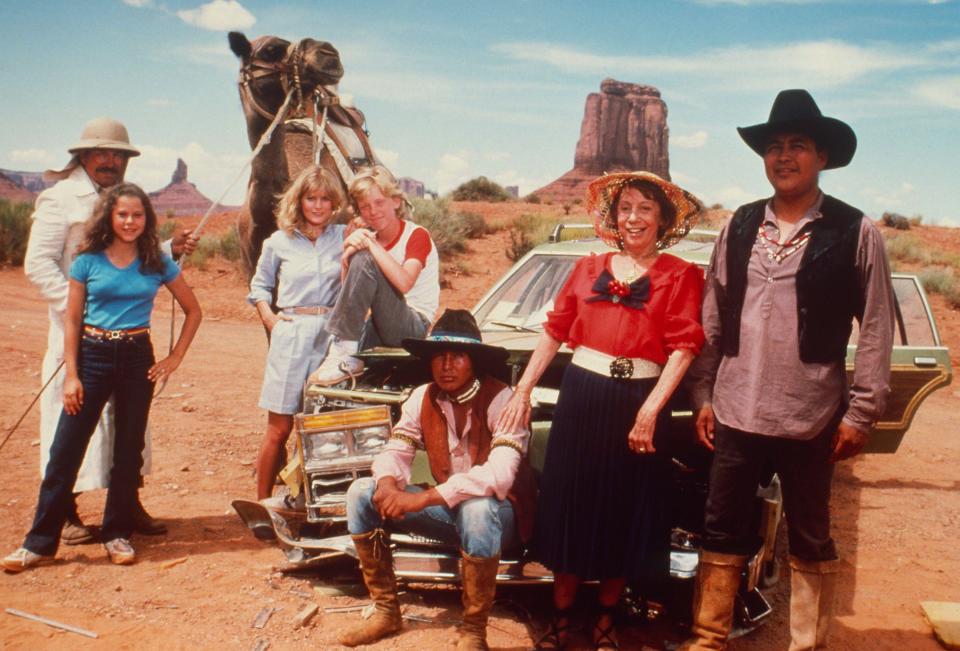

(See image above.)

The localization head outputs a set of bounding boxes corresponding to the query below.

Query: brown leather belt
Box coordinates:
[282,306,331,316]
[83,325,151,341]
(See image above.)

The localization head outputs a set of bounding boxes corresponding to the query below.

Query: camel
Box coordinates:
[228,31,378,276]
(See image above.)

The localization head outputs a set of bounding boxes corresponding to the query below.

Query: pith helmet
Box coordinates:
[67,117,140,157]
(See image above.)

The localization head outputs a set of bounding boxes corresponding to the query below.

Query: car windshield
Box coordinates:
[474,254,579,332]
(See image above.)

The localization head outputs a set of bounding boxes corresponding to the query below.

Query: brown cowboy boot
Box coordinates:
[457,552,500,651]
[788,556,839,651]
[679,551,748,651]
[338,530,403,647]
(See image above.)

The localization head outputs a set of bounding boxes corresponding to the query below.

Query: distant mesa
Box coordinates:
[0,171,38,204]
[398,176,425,199]
[533,78,670,204]
[149,158,238,217]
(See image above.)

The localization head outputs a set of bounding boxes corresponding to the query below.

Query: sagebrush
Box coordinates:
[0,199,33,266]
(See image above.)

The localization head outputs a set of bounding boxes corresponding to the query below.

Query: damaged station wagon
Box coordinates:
[233,224,953,631]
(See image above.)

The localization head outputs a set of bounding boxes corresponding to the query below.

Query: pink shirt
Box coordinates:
[371,383,529,507]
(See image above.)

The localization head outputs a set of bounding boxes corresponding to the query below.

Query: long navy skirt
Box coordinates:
[533,363,673,583]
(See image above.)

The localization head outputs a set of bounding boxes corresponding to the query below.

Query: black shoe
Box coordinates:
[131,502,168,536]
[533,607,573,650]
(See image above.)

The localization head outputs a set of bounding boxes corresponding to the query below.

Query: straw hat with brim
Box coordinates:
[402,309,509,372]
[67,117,140,156]
[737,89,856,170]
[586,171,704,250]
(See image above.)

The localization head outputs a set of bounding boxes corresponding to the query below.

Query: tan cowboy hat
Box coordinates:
[44,117,140,183]
[586,171,703,250]
[67,117,140,156]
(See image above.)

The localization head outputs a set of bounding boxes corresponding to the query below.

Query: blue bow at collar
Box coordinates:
[586,269,651,310]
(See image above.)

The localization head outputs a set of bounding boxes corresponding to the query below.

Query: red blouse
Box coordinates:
[544,252,705,364]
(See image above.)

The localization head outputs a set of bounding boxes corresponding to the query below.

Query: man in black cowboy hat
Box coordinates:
[684,90,895,650]
[338,309,536,651]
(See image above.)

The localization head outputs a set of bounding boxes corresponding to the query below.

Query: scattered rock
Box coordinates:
[294,603,319,628]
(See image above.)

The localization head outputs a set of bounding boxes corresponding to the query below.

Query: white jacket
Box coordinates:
[24,166,152,491]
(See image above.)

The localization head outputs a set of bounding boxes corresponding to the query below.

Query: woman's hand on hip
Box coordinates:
[149,354,183,382]
[628,405,658,454]
[263,310,291,332]
[63,374,84,415]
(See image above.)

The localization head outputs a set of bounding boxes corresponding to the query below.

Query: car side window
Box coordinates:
[848,276,936,347]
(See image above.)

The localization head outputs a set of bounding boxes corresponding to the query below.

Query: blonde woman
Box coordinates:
[310,165,439,386]
[248,166,346,501]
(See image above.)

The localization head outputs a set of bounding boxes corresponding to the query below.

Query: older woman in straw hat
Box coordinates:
[498,171,705,649]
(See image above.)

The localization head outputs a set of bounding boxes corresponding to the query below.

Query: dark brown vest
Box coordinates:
[420,378,538,543]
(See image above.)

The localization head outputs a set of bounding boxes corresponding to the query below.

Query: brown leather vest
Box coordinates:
[420,377,538,543]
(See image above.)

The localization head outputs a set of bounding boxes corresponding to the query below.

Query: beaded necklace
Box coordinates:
[449,378,480,405]
[756,224,811,263]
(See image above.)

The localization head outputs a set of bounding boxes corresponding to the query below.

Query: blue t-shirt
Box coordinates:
[69,251,180,330]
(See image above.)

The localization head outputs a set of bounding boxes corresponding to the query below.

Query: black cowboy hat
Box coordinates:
[737,89,857,169]
[402,309,509,372]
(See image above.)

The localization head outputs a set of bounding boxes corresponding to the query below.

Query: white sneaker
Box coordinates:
[103,537,136,565]
[308,338,364,386]
[2,547,54,573]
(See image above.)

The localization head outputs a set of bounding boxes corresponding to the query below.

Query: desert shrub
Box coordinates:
[184,226,242,270]
[885,234,930,265]
[882,212,910,230]
[562,202,573,216]
[158,220,177,240]
[523,193,542,204]
[0,199,32,266]
[458,211,494,238]
[410,198,468,257]
[451,177,512,202]
[909,214,924,227]
[919,266,960,308]
[506,213,557,262]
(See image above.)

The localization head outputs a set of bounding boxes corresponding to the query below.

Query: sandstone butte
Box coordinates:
[148,158,238,217]
[535,78,670,204]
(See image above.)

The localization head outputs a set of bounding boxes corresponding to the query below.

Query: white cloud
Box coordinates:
[374,147,400,169]
[673,130,708,149]
[433,152,471,194]
[10,148,57,165]
[492,40,925,88]
[861,182,916,210]
[484,151,512,162]
[122,0,153,6]
[176,0,255,32]
[711,185,755,208]
[912,76,960,110]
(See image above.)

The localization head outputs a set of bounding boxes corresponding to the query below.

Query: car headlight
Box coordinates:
[354,425,390,454]
[303,430,348,461]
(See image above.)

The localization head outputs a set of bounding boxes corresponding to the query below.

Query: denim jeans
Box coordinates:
[702,408,842,562]
[326,250,429,348]
[25,335,155,555]
[345,477,517,559]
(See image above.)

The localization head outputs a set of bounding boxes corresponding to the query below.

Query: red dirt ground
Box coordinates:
[1,206,957,650]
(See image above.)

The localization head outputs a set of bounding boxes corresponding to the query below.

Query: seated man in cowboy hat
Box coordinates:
[23,117,196,543]
[684,90,895,650]
[339,309,536,651]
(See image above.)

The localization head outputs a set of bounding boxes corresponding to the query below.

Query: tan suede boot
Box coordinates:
[788,556,839,651]
[457,552,500,651]
[338,530,403,647]
[678,550,748,651]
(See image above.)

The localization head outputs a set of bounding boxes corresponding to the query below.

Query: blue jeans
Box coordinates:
[25,335,155,555]
[345,477,516,559]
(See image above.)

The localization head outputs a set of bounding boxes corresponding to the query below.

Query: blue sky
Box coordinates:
[2,0,958,224]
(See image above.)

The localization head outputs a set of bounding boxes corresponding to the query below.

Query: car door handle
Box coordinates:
[913,356,938,367]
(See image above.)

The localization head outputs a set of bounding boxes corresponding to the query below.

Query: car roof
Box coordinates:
[529,225,718,267]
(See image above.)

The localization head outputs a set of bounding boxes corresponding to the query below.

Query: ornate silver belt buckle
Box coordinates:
[107,330,123,340]
[609,357,634,379]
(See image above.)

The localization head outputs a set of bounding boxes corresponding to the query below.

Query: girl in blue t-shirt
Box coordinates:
[3,183,202,573]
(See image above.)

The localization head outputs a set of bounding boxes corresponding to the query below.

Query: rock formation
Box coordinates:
[149,159,236,217]
[534,79,670,203]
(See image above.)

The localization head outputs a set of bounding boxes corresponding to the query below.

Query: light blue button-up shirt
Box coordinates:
[247,225,346,309]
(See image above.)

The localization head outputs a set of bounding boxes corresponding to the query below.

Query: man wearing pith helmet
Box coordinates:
[24,117,193,543]
[684,90,895,650]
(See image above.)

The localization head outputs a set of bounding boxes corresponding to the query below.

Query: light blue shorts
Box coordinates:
[258,314,331,415]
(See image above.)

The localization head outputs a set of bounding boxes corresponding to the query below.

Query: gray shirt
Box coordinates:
[248,225,346,309]
[688,194,895,439]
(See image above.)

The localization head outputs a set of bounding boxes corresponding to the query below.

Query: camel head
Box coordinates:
[229,32,345,121]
